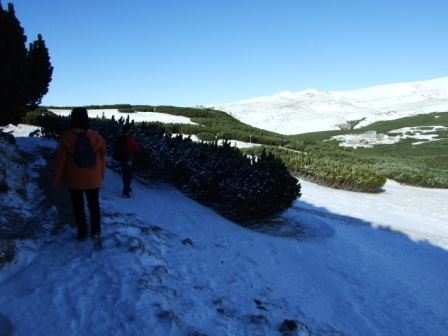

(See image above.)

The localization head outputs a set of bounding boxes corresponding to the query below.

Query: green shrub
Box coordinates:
[245,146,386,193]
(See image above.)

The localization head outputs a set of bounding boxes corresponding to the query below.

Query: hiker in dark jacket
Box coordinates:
[114,124,139,198]
[52,107,107,249]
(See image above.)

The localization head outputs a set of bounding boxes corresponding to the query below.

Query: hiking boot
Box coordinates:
[92,233,102,250]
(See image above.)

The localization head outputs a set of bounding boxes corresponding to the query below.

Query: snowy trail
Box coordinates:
[1,137,448,335]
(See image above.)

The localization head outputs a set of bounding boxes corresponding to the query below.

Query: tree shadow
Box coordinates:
[249,197,448,335]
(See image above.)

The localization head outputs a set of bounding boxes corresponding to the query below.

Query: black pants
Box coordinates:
[69,188,100,237]
[121,160,133,195]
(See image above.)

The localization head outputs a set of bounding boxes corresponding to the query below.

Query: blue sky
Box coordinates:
[8,0,448,107]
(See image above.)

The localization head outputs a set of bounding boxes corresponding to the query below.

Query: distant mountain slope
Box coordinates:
[211,77,448,135]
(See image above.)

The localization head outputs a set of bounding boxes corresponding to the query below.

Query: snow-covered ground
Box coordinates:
[1,123,448,335]
[48,109,197,126]
[211,77,448,135]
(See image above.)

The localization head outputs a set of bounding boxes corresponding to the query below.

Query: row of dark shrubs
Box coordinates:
[30,111,301,221]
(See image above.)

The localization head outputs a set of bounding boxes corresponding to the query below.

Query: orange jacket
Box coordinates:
[52,128,107,190]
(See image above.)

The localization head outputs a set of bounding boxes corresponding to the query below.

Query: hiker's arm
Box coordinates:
[52,139,68,188]
[98,136,107,180]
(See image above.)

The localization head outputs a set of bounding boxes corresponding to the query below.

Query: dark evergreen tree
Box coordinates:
[0,2,52,126]
[0,2,28,125]
[26,34,53,110]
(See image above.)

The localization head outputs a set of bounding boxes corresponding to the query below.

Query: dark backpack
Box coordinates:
[113,136,130,162]
[72,131,97,168]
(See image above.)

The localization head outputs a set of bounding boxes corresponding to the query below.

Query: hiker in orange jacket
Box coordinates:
[52,107,107,249]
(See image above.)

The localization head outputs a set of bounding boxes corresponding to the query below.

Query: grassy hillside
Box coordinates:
[37,106,448,190]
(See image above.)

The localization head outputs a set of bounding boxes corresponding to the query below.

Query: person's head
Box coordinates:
[122,124,131,135]
[70,107,90,130]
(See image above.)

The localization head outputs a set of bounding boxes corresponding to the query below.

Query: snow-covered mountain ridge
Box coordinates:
[211,77,448,135]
